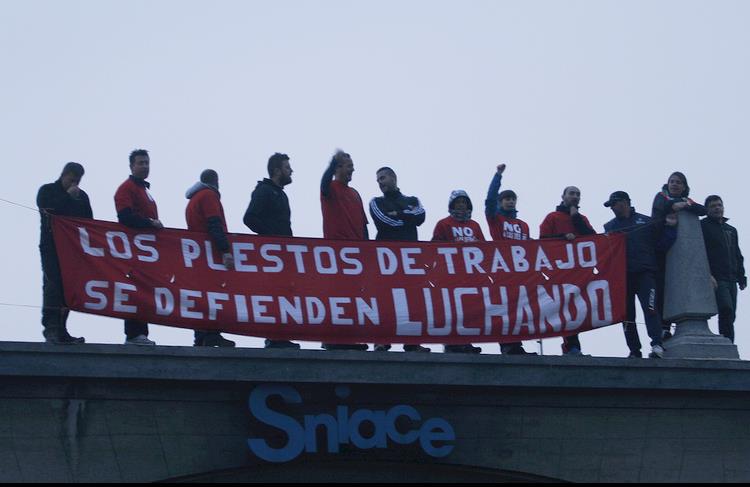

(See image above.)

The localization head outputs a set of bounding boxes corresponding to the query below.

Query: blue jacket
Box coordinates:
[604,209,676,274]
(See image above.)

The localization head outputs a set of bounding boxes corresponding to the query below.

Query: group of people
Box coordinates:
[36,150,746,358]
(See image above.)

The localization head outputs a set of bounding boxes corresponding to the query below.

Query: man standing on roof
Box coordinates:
[36,162,93,344]
[485,163,536,355]
[244,152,300,350]
[319,150,369,351]
[539,185,596,356]
[370,166,429,353]
[432,189,484,354]
[114,149,163,346]
[186,169,236,348]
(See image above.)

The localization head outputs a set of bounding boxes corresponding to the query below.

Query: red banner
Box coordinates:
[53,216,626,344]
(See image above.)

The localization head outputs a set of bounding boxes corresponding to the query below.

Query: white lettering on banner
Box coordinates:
[340,248,363,275]
[207,292,230,320]
[555,244,575,269]
[180,289,203,319]
[588,280,613,327]
[155,288,175,315]
[79,228,104,257]
[252,296,276,323]
[483,286,510,335]
[578,241,598,268]
[462,248,485,274]
[437,248,458,274]
[330,297,353,325]
[491,249,511,273]
[134,234,159,262]
[84,280,108,310]
[392,289,422,336]
[113,282,137,313]
[377,248,398,275]
[182,239,201,268]
[513,286,534,335]
[79,227,159,262]
[233,242,258,272]
[261,244,284,273]
[314,247,338,275]
[511,246,530,272]
[562,284,586,331]
[401,248,425,275]
[534,248,553,271]
[106,232,132,260]
[454,288,480,336]
[537,285,563,333]
[205,241,226,271]
[286,245,309,273]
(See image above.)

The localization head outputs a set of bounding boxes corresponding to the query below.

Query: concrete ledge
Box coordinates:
[1,341,749,392]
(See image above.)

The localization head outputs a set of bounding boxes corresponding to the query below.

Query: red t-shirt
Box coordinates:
[185,188,227,233]
[486,214,531,241]
[432,216,486,242]
[114,177,158,220]
[321,180,368,240]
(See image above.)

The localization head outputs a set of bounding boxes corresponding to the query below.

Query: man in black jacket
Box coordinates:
[36,162,93,344]
[244,153,293,237]
[702,195,746,343]
[243,153,299,349]
[369,166,429,352]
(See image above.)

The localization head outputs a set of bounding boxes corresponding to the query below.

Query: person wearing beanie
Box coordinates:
[485,164,536,355]
[185,169,236,348]
[432,190,484,354]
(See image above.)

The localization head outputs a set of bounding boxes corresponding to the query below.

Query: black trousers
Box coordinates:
[40,246,69,334]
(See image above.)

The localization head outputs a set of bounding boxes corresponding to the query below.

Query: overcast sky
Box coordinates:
[1,0,747,357]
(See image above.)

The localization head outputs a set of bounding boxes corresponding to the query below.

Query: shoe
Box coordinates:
[404,345,431,353]
[649,345,665,359]
[444,344,482,354]
[44,330,85,345]
[563,347,583,356]
[502,345,537,356]
[322,344,368,351]
[264,340,300,350]
[125,335,156,346]
[374,344,392,352]
[628,351,643,358]
[196,334,235,348]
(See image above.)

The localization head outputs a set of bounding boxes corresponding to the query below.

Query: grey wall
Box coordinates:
[1,342,749,482]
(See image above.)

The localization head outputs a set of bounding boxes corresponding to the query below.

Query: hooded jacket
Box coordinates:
[185,182,230,253]
[369,189,425,241]
[243,179,292,237]
[432,191,485,242]
[701,216,746,287]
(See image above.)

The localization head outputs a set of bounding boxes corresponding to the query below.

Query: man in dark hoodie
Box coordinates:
[540,186,596,356]
[650,171,706,340]
[185,169,236,347]
[604,191,677,358]
[36,162,93,344]
[370,166,429,352]
[485,164,536,355]
[243,153,299,350]
[432,190,484,354]
[702,195,746,343]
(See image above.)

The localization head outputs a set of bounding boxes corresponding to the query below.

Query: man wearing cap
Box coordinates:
[432,189,484,354]
[603,191,677,358]
[485,164,536,355]
[540,185,596,355]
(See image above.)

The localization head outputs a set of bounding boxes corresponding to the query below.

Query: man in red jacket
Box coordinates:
[185,169,236,347]
[539,186,596,356]
[320,150,369,351]
[432,190,484,354]
[114,149,163,346]
[485,164,536,355]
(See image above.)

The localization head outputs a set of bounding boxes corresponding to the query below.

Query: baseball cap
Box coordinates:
[603,191,630,207]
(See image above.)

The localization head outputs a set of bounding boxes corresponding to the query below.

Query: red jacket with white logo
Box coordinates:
[432,216,486,242]
[486,213,530,241]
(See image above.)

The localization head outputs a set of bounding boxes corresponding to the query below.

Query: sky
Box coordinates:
[1,0,748,357]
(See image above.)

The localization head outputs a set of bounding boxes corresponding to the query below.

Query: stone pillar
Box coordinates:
[662,211,739,359]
